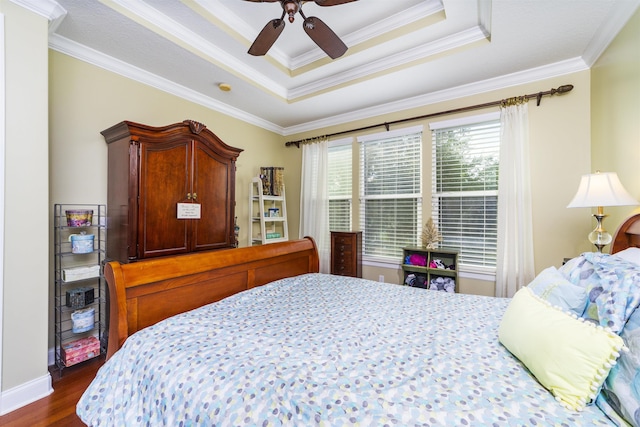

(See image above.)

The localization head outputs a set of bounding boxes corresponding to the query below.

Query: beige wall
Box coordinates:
[1,0,50,395]
[48,52,297,245]
[591,7,640,227]
[48,51,300,350]
[287,73,593,296]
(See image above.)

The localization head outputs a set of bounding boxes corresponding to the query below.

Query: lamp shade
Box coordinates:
[567,172,638,208]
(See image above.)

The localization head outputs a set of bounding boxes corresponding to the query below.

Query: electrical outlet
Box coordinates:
[378,275,384,283]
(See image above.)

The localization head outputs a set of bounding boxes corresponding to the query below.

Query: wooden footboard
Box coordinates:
[104,237,319,359]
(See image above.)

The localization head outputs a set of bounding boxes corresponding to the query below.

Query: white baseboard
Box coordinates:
[0,372,53,415]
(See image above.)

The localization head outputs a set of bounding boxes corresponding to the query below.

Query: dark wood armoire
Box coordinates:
[102,119,243,263]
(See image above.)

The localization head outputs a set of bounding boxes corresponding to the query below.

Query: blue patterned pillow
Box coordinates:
[527,266,587,314]
[559,253,640,334]
[560,253,640,426]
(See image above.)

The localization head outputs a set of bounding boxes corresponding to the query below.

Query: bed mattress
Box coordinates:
[77,273,614,426]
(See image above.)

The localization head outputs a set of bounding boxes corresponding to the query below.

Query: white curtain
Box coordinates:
[299,138,330,273]
[495,102,535,298]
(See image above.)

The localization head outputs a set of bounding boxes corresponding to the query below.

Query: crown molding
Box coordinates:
[581,0,640,66]
[195,0,446,72]
[101,0,449,100]
[34,0,622,137]
[9,0,66,32]
[48,30,589,138]
[52,0,487,103]
[478,0,492,37]
[9,0,64,20]
[193,0,257,42]
[290,0,446,70]
[289,26,487,100]
[346,0,445,47]
[40,0,488,104]
[283,57,589,135]
[48,34,283,134]
[103,0,288,99]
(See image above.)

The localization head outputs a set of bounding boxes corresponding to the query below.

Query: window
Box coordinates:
[328,140,352,231]
[358,126,422,261]
[431,113,500,270]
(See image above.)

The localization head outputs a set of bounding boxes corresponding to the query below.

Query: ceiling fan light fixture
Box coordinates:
[284,1,298,23]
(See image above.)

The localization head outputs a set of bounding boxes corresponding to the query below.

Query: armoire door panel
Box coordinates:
[192,141,232,250]
[138,140,190,258]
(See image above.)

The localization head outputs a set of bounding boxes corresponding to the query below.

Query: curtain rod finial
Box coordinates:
[555,84,574,94]
[537,84,573,106]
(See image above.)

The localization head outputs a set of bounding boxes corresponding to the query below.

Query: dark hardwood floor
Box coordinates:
[0,357,104,427]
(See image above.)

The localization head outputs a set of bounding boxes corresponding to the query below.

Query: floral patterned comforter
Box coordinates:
[77,273,614,426]
[561,253,640,426]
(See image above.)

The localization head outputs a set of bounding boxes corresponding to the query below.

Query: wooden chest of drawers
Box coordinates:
[330,231,362,278]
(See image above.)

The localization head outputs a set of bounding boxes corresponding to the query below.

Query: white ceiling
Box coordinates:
[18,0,640,135]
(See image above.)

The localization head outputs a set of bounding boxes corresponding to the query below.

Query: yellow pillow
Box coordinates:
[498,287,625,411]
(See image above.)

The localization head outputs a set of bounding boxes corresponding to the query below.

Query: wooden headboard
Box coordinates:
[611,213,640,253]
[104,237,319,359]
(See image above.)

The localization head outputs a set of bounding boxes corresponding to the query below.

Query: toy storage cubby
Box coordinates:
[401,247,459,293]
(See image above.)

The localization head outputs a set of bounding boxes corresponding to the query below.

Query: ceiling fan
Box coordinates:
[244,0,358,59]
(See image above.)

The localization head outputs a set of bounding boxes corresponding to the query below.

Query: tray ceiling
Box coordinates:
[17,0,640,134]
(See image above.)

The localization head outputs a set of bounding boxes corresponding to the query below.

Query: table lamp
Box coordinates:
[567,171,638,252]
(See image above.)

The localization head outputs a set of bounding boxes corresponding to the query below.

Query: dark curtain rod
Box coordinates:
[285,84,574,148]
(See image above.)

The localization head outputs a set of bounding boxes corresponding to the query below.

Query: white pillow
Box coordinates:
[614,247,640,266]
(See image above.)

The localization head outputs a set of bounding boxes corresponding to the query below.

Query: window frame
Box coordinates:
[357,125,423,263]
[328,138,354,232]
[430,112,500,275]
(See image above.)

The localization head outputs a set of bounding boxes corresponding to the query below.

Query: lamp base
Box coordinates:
[588,212,612,253]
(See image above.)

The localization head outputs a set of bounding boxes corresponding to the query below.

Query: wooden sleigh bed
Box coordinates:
[78,214,640,426]
[104,236,320,358]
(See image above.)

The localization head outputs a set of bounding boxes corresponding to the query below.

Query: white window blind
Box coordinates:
[328,141,352,231]
[431,116,500,269]
[359,127,422,260]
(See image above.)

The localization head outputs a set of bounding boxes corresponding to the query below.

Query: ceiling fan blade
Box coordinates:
[248,19,285,56]
[312,0,359,6]
[303,16,347,59]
